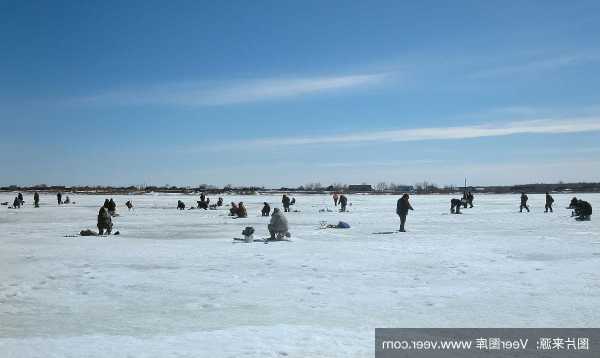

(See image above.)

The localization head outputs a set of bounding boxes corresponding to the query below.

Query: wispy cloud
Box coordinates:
[75,73,388,107]
[470,53,600,79]
[222,117,600,148]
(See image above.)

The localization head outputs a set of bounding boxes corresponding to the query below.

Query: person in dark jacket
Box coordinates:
[125,200,133,211]
[217,197,224,207]
[34,192,40,208]
[333,193,339,207]
[103,199,110,209]
[97,207,113,235]
[12,196,21,209]
[339,194,348,212]
[57,192,62,205]
[200,193,206,203]
[282,194,291,212]
[545,192,554,213]
[177,200,186,210]
[17,192,24,205]
[450,198,462,214]
[568,197,578,209]
[574,200,592,221]
[396,194,414,232]
[261,202,271,216]
[519,193,530,212]
[229,202,239,216]
[107,198,117,215]
[467,192,474,208]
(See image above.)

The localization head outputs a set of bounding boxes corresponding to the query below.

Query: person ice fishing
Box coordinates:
[268,208,291,240]
[64,195,71,204]
[229,202,238,216]
[107,198,117,215]
[33,192,40,208]
[282,194,291,212]
[57,192,62,205]
[332,192,339,207]
[519,192,530,212]
[261,202,271,216]
[573,199,592,221]
[177,200,186,210]
[217,197,224,207]
[396,193,413,232]
[97,207,113,235]
[545,192,554,213]
[467,192,474,208]
[237,202,248,218]
[125,200,133,211]
[339,194,348,212]
[103,199,110,209]
[568,197,578,209]
[12,196,21,209]
[450,198,462,214]
[200,193,206,203]
[17,192,24,205]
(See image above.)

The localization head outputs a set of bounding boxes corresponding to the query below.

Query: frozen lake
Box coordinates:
[1,192,599,357]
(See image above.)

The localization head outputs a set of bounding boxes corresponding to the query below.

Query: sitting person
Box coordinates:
[125,200,133,211]
[574,199,592,221]
[229,202,238,216]
[97,207,113,235]
[237,202,248,218]
[261,202,271,216]
[197,200,209,210]
[177,200,186,210]
[568,197,579,209]
[217,197,224,207]
[64,195,71,204]
[268,208,291,240]
[12,196,21,209]
[450,198,462,214]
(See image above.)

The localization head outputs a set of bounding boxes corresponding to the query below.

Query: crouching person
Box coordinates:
[450,198,462,214]
[97,207,113,235]
[268,208,291,240]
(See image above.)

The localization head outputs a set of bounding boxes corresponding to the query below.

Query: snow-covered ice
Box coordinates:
[1,193,599,357]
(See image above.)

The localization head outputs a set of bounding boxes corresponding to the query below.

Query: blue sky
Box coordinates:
[1,0,600,187]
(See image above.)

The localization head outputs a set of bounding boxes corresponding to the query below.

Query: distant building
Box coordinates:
[395,185,414,193]
[348,184,373,192]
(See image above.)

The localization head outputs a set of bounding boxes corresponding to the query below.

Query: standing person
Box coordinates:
[332,192,339,207]
[339,194,348,212]
[57,192,63,205]
[467,192,474,208]
[545,192,554,213]
[97,207,113,235]
[282,194,291,212]
[34,192,40,208]
[200,193,206,203]
[261,202,271,216]
[519,192,530,212]
[396,193,414,232]
[107,198,117,215]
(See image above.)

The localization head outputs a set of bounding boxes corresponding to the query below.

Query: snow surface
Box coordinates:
[1,192,599,357]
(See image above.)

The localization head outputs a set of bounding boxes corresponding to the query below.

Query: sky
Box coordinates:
[1,0,600,188]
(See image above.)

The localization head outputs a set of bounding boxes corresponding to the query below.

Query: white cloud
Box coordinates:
[470,53,600,79]
[76,73,387,107]
[230,117,600,148]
